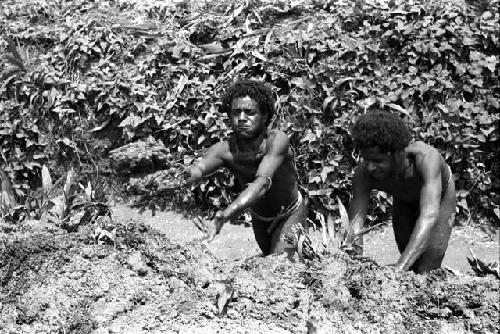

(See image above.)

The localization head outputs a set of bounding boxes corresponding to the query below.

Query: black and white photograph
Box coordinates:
[1,0,499,333]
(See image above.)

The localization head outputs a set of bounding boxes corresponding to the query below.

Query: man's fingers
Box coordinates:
[204,231,216,242]
[388,263,404,271]
[215,220,223,234]
[205,224,221,243]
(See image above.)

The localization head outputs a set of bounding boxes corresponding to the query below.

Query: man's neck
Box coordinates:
[234,129,267,152]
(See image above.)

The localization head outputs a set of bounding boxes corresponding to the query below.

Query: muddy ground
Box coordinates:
[1,204,499,334]
[111,204,500,272]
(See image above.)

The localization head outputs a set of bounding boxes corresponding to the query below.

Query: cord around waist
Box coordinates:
[249,191,303,223]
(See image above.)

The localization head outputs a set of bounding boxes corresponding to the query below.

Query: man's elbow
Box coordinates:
[254,176,272,197]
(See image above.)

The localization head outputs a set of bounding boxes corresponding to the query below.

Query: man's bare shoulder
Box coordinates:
[266,129,290,152]
[405,141,442,177]
[405,141,441,161]
[206,140,231,158]
[267,129,289,141]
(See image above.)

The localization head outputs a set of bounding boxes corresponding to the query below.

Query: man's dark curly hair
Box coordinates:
[351,110,412,152]
[220,80,275,126]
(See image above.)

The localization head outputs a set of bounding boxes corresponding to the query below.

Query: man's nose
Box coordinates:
[237,112,247,121]
[367,162,376,172]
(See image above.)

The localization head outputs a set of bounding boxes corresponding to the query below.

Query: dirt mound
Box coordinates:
[1,220,498,334]
[109,137,174,175]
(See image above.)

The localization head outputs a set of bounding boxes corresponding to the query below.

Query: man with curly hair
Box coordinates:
[346,110,456,273]
[179,80,307,256]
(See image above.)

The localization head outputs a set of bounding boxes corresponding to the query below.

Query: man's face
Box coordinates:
[359,146,396,180]
[230,96,267,139]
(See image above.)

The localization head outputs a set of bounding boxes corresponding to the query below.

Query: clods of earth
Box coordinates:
[1,210,499,334]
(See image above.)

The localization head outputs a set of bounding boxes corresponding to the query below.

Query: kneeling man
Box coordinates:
[180,80,307,256]
[346,110,456,273]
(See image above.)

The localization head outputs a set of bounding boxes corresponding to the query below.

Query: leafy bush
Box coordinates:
[1,0,498,225]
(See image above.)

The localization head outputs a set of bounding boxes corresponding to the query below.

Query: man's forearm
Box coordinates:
[396,214,438,270]
[345,214,365,255]
[346,205,366,241]
[222,177,269,219]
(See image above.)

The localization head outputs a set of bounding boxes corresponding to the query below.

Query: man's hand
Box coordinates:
[196,211,230,243]
[344,224,364,256]
[213,210,231,236]
[344,227,359,245]
[176,168,191,185]
[388,263,405,271]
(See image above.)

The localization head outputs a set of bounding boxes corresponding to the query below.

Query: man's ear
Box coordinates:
[264,111,271,126]
[392,149,405,163]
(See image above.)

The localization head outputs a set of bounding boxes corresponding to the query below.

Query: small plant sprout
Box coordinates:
[285,197,384,260]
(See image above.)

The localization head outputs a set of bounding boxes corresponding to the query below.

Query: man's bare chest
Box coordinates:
[374,176,423,202]
[225,153,262,178]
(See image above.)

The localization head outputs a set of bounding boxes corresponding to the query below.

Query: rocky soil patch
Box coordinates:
[1,218,498,334]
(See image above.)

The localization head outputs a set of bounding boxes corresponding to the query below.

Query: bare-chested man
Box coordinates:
[178,80,307,256]
[346,110,456,273]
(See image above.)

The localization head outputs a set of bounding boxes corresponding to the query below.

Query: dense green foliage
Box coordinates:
[1,0,498,224]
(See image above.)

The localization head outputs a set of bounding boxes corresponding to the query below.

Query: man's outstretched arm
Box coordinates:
[346,165,371,250]
[183,142,226,186]
[216,132,289,225]
[395,150,442,271]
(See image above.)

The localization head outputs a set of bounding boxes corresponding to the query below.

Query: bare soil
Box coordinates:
[112,204,500,272]
[1,204,499,334]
